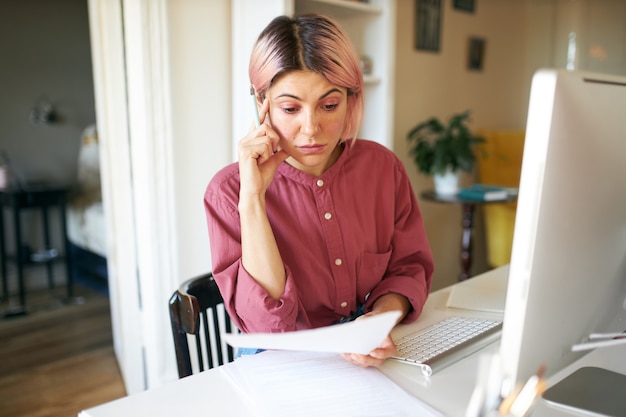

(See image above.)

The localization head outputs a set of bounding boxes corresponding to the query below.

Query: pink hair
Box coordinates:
[249,14,364,142]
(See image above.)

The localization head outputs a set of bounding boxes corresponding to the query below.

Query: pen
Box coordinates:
[498,385,521,416]
[571,337,626,351]
[507,366,546,417]
[250,85,261,127]
[572,330,626,351]
[589,331,626,339]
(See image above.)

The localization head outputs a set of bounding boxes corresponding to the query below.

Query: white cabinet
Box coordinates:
[232,0,396,152]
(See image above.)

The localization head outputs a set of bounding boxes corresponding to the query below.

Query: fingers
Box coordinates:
[238,120,286,196]
[249,96,270,129]
[240,123,280,164]
[258,96,270,125]
[242,97,279,160]
[340,335,398,368]
[341,346,391,367]
[244,98,277,152]
[341,352,386,368]
[238,97,287,196]
[269,149,289,165]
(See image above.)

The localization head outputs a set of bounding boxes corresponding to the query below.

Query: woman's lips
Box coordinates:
[298,144,325,154]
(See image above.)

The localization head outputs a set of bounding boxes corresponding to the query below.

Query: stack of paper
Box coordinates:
[222,311,444,416]
[223,350,444,417]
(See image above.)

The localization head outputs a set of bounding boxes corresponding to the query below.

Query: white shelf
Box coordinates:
[363,75,381,85]
[297,0,382,16]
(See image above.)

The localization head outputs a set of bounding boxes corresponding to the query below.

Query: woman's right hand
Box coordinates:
[238,98,288,199]
[237,98,289,299]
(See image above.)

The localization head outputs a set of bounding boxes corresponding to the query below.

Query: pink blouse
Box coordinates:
[204,140,434,333]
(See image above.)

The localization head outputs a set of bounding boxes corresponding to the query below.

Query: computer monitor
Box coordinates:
[499,69,626,389]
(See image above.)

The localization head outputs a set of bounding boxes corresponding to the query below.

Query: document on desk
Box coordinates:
[223,350,444,417]
[446,264,508,313]
[224,310,401,354]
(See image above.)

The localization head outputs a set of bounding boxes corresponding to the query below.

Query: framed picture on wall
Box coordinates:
[467,37,486,70]
[414,0,442,52]
[454,0,475,13]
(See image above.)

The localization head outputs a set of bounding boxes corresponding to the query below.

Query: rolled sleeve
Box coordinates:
[364,272,430,323]
[230,263,300,332]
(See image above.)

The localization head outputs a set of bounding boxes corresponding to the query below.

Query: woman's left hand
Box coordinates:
[340,334,397,368]
[340,294,410,367]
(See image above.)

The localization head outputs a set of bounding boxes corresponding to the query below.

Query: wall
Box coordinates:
[538,0,626,76]
[0,0,94,186]
[167,1,232,282]
[0,0,95,290]
[395,0,626,291]
[394,0,530,290]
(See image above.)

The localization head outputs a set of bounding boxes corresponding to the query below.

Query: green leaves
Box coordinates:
[407,111,484,175]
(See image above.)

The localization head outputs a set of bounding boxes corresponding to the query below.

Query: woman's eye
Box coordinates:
[322,103,339,111]
[281,106,298,114]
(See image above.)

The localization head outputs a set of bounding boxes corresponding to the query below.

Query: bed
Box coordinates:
[66,125,109,295]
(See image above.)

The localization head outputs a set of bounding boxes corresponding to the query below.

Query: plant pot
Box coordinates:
[433,170,460,196]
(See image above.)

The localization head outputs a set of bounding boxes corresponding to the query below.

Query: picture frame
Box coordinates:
[467,37,486,71]
[414,0,442,52]
[454,0,475,13]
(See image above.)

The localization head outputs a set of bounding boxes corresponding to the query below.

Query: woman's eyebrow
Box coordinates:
[274,88,344,101]
[319,88,344,99]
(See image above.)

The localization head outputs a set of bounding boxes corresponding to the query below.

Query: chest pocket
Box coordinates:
[356,249,392,297]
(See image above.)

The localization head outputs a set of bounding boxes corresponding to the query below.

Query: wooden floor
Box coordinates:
[0,285,127,417]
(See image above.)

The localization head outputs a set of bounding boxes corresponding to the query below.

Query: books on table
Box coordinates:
[457,184,518,201]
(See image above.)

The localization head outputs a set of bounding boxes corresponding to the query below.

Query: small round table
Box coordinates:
[421,190,517,281]
[0,185,73,316]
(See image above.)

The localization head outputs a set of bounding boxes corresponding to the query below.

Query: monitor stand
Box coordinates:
[542,367,626,416]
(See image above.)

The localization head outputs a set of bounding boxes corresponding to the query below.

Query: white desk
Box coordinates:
[79,267,625,417]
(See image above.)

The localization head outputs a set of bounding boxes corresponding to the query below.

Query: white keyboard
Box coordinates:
[391,316,502,377]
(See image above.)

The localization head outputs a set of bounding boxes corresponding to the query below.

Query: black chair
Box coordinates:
[169,272,236,378]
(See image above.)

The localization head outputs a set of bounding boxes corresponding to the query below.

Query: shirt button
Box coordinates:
[324,212,332,220]
[334,258,342,266]
[316,179,324,187]
[340,301,348,308]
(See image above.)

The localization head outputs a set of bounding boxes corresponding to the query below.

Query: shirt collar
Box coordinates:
[276,141,353,187]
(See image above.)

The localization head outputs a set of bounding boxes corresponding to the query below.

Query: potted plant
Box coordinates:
[406,110,484,195]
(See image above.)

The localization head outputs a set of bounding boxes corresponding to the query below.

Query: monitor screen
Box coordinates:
[499,69,626,388]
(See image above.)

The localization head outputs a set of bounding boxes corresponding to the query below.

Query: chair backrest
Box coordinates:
[168,272,235,378]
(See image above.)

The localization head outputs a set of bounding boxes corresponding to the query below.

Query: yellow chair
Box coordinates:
[476,130,525,267]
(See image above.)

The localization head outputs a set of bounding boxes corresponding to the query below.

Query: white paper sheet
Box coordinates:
[223,350,444,417]
[446,264,509,313]
[224,310,401,354]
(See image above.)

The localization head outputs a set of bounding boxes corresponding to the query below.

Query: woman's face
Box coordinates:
[266,70,348,176]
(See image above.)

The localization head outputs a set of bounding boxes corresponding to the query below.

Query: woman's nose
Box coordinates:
[301,110,318,137]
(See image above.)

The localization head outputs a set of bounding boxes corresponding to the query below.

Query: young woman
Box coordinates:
[205,14,434,367]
